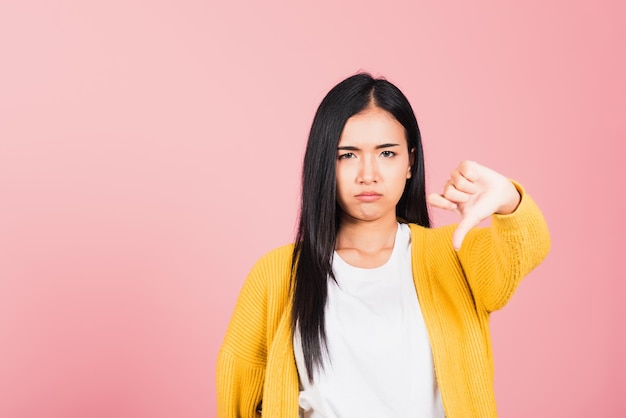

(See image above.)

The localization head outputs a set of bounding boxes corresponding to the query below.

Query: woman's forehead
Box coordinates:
[339,108,406,147]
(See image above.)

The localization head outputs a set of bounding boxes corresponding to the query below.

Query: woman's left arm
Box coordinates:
[428,160,551,311]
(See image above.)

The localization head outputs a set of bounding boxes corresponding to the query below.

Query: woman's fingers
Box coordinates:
[427,193,458,211]
[430,160,519,250]
[450,165,480,195]
[456,160,480,183]
[443,180,473,204]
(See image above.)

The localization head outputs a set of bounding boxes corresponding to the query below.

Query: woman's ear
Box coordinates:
[407,148,415,179]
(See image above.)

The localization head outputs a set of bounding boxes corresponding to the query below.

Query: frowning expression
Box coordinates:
[335,107,413,224]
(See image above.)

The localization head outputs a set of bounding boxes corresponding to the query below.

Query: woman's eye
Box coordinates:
[381,150,395,158]
[338,152,356,160]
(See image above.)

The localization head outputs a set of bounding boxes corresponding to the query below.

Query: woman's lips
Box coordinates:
[355,192,382,202]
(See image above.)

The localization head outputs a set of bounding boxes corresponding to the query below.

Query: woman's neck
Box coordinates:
[335,216,399,268]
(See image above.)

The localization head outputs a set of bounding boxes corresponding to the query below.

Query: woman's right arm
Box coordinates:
[216,258,270,417]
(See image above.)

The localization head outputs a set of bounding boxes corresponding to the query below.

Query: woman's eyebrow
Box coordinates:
[375,143,400,149]
[337,143,400,151]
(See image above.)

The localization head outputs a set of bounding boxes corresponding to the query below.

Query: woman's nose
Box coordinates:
[358,157,378,184]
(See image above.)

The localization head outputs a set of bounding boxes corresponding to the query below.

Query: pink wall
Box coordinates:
[1,1,623,417]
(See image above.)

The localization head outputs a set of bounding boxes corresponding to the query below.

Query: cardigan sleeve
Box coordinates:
[216,245,294,417]
[457,181,551,312]
[216,255,272,418]
[216,350,265,418]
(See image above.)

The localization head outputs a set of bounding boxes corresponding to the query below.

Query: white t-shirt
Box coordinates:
[293,223,445,418]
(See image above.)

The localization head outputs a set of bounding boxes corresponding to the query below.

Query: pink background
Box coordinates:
[1,1,623,417]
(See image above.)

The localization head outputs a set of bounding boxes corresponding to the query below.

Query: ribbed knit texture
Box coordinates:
[217,183,551,417]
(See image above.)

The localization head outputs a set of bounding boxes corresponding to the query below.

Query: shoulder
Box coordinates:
[251,243,294,273]
[243,243,295,293]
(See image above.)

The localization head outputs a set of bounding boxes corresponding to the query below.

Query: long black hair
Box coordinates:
[291,73,430,382]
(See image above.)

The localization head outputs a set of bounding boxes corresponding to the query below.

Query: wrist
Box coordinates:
[496,181,522,215]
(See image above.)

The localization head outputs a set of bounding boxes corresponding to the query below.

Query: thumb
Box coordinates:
[452,215,480,251]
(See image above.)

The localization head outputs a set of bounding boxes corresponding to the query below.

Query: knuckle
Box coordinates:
[461,160,476,172]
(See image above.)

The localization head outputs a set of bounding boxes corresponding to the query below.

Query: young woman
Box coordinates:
[216,73,550,417]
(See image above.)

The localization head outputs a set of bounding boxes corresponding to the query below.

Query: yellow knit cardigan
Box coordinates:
[217,186,550,417]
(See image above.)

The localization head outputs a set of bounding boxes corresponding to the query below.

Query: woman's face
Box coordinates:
[335,107,413,225]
